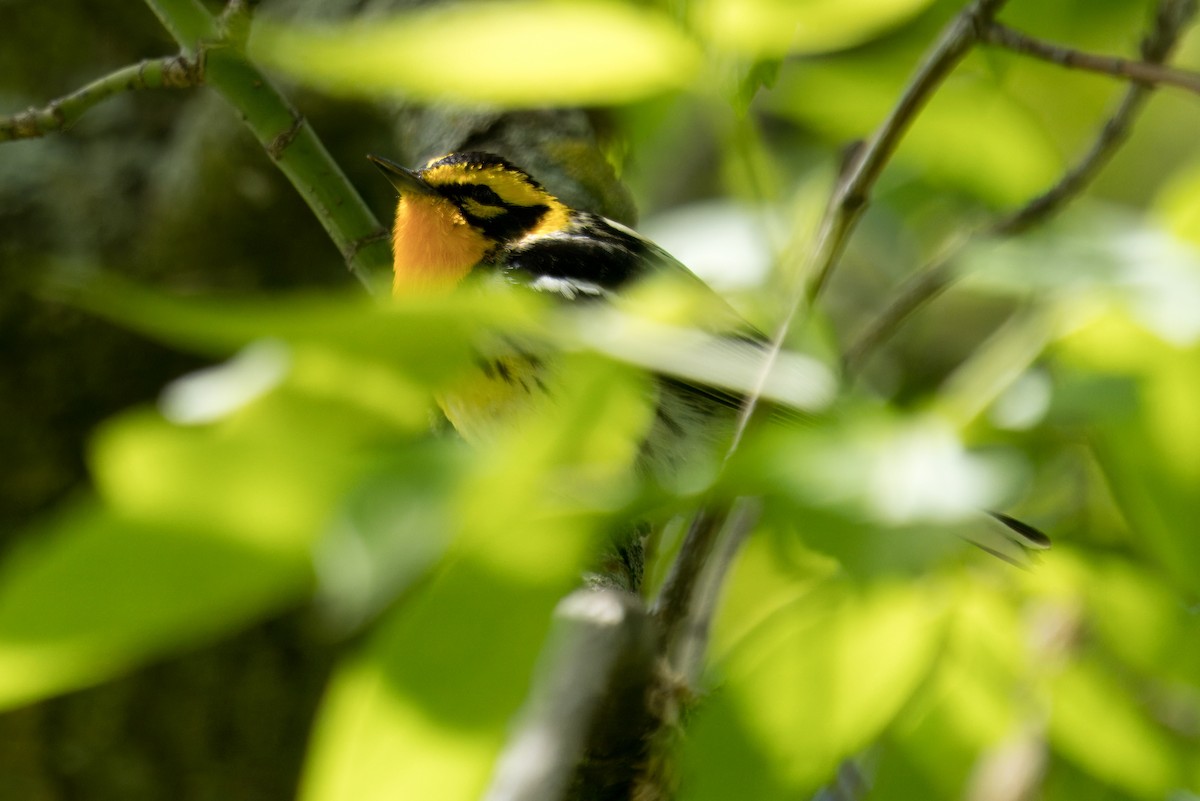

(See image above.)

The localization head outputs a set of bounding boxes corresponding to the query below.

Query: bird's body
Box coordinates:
[369,150,1050,570]
[370,151,750,487]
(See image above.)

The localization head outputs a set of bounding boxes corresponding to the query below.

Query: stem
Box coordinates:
[142,0,391,292]
[0,56,200,142]
[982,19,1200,97]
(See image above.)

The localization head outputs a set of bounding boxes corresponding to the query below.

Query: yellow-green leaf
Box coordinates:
[251,1,701,106]
[0,505,309,710]
[695,0,936,56]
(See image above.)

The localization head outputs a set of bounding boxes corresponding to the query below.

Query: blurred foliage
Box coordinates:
[4,0,1200,800]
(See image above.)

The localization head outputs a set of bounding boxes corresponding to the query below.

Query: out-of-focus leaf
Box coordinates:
[742,411,1022,525]
[301,347,648,801]
[960,212,1200,349]
[1049,657,1183,798]
[1056,309,1200,595]
[91,397,382,550]
[0,504,309,710]
[314,445,465,632]
[1153,155,1200,247]
[251,1,700,106]
[48,271,536,387]
[683,580,945,798]
[768,66,1060,205]
[695,0,936,56]
[301,498,594,801]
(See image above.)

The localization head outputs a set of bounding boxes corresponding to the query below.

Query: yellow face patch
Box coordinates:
[460,198,507,219]
[421,162,553,209]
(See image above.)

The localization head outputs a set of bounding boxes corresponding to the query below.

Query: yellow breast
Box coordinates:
[436,354,551,443]
[391,195,489,294]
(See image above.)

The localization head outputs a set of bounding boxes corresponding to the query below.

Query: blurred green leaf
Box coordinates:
[768,65,1061,205]
[1049,657,1183,798]
[49,271,535,387]
[694,0,936,57]
[684,579,945,798]
[301,496,594,801]
[1154,156,1200,247]
[314,445,465,632]
[0,504,309,710]
[90,396,388,550]
[251,1,700,106]
[1056,310,1200,596]
[300,349,652,801]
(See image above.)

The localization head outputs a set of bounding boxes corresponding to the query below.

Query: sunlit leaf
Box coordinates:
[251,1,700,106]
[301,514,593,801]
[314,444,465,632]
[683,580,945,798]
[1152,155,1200,247]
[48,271,534,387]
[1056,309,1200,595]
[90,398,383,551]
[745,412,1022,525]
[695,0,936,56]
[768,65,1061,205]
[0,504,309,710]
[1049,658,1183,798]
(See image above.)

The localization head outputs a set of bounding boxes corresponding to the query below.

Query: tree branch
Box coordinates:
[802,0,1014,305]
[142,0,392,292]
[842,0,1197,376]
[0,55,201,142]
[981,19,1200,98]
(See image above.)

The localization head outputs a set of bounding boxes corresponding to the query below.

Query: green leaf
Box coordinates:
[300,352,645,801]
[683,579,945,797]
[1049,658,1183,798]
[1056,310,1200,596]
[694,0,936,57]
[314,445,465,632]
[251,0,701,106]
[768,64,1061,205]
[90,398,384,550]
[49,271,534,387]
[0,504,309,710]
[300,512,593,801]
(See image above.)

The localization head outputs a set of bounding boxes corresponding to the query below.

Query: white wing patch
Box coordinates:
[529,275,611,300]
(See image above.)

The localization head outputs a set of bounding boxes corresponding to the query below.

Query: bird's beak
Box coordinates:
[368,154,438,197]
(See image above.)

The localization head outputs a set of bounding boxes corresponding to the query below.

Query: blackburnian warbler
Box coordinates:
[368,151,1050,567]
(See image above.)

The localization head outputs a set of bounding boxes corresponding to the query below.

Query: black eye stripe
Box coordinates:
[445,184,505,207]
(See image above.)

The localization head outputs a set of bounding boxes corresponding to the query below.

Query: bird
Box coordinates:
[367,150,1050,577]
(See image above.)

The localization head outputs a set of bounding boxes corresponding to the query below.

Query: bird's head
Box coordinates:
[369,151,569,294]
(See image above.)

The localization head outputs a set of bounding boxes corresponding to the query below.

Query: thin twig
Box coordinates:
[982,19,1200,97]
[0,55,201,142]
[652,504,730,660]
[726,0,1012,458]
[142,0,392,291]
[843,0,1197,376]
[803,0,1014,305]
[653,0,1016,689]
[672,498,761,684]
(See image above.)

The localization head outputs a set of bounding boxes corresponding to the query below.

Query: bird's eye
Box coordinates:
[471,185,505,205]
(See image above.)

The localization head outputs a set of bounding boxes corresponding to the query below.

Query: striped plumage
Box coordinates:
[369,151,1050,564]
[369,150,753,487]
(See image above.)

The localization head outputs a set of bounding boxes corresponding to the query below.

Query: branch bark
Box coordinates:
[0,55,201,142]
[142,0,392,291]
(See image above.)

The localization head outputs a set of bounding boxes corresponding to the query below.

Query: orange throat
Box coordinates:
[391,195,489,295]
